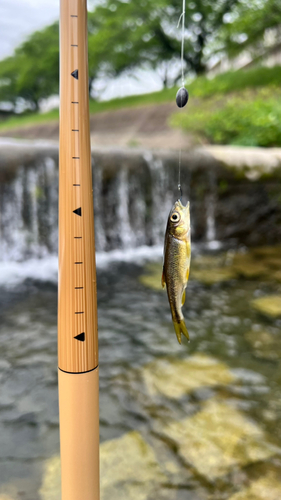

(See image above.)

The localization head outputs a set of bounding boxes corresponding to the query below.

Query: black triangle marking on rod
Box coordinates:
[71,69,78,80]
[74,332,85,342]
[73,207,81,216]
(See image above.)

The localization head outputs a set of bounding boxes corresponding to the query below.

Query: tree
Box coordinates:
[87,0,241,88]
[219,0,281,57]
[0,22,59,111]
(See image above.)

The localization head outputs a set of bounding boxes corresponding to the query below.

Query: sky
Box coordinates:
[0,0,164,102]
[0,0,59,59]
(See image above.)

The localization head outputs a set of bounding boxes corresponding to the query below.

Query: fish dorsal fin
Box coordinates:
[161,268,166,289]
[181,289,186,305]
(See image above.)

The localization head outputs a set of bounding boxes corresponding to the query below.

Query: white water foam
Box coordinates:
[0,245,164,289]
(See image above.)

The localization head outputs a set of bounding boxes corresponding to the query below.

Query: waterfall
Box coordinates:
[0,143,222,262]
[205,171,220,250]
[0,155,58,261]
[206,194,216,242]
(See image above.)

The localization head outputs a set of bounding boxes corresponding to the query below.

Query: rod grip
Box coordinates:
[58,368,100,500]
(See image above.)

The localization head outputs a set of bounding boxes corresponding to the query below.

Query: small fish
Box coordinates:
[162,199,191,344]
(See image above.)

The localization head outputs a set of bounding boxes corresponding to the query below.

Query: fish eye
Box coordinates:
[170,212,180,223]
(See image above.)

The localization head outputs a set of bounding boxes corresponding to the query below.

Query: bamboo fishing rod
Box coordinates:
[58,0,99,499]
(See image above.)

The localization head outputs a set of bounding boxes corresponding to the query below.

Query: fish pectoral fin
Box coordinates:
[173,319,189,344]
[181,289,186,306]
[161,268,166,289]
[186,269,190,281]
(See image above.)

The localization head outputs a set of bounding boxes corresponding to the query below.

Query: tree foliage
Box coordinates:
[219,0,281,57]
[88,0,241,82]
[1,0,278,111]
[0,22,59,110]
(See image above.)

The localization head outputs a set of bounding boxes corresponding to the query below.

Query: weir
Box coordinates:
[1,140,281,261]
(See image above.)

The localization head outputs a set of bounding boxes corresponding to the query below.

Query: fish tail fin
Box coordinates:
[173,319,189,344]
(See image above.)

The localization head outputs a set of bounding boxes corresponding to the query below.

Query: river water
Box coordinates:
[0,246,281,500]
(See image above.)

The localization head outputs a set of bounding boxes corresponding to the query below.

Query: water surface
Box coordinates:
[0,249,281,499]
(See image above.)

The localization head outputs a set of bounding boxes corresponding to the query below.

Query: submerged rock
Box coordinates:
[251,245,281,258]
[139,264,163,291]
[189,253,237,285]
[141,353,235,399]
[39,455,61,500]
[190,267,236,285]
[139,247,281,291]
[251,295,281,318]
[228,473,281,500]
[159,399,277,481]
[100,431,166,500]
[245,329,281,360]
[0,484,25,500]
[232,253,268,279]
[273,270,281,283]
[139,257,237,289]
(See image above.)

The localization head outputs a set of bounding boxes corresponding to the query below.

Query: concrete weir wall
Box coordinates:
[0,139,281,260]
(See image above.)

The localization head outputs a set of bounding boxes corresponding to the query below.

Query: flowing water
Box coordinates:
[1,141,281,499]
[0,247,281,500]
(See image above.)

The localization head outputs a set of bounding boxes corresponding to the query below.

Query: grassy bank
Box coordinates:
[0,86,177,132]
[1,65,281,141]
[171,65,281,148]
[171,86,281,147]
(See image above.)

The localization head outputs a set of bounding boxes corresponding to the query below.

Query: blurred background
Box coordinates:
[0,0,281,499]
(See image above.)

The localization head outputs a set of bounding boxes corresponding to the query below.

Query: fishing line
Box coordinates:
[177,0,186,88]
[176,0,188,201]
[178,149,182,200]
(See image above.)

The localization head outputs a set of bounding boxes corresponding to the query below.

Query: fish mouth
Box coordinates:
[175,199,190,210]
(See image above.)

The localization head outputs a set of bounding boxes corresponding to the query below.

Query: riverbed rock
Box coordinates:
[159,399,277,481]
[190,267,236,285]
[0,483,22,500]
[39,455,61,500]
[251,245,281,258]
[100,431,166,500]
[141,354,235,399]
[228,473,281,500]
[251,295,281,318]
[232,253,269,279]
[245,329,281,360]
[139,256,237,289]
[139,262,163,291]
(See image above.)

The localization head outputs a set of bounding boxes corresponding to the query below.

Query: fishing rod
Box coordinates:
[58,0,99,499]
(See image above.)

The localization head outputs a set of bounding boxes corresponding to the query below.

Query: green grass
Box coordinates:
[0,108,59,131]
[1,65,281,133]
[187,65,281,98]
[171,86,281,147]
